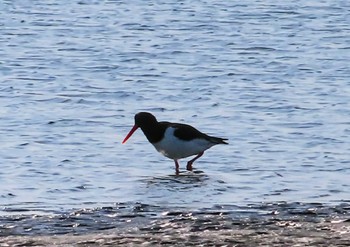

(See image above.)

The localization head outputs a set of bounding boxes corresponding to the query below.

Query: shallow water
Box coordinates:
[0,0,349,241]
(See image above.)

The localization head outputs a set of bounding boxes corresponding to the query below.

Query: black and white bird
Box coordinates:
[122,112,228,175]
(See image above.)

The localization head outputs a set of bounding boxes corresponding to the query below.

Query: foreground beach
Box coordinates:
[1,203,349,246]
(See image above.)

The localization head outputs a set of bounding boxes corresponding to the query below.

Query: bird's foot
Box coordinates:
[186,152,203,171]
[186,162,193,171]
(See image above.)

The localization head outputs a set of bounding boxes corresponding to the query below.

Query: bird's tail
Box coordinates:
[207,136,228,145]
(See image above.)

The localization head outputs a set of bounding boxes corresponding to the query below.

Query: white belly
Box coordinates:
[152,127,215,160]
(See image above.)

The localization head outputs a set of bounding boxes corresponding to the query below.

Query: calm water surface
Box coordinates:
[0,0,349,236]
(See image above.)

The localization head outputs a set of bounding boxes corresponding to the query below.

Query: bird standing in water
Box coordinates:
[122,112,228,175]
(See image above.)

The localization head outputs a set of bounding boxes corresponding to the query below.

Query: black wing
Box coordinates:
[167,122,228,144]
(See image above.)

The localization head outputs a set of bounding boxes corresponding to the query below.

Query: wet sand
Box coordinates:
[2,214,349,246]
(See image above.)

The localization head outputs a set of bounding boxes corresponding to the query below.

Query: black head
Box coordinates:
[122,112,161,144]
[133,112,165,143]
[134,112,158,128]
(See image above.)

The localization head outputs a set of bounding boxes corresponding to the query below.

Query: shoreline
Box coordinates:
[1,214,349,246]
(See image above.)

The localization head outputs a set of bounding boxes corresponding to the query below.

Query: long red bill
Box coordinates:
[122,125,139,144]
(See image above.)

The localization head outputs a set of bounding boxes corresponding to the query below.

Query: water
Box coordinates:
[0,0,349,242]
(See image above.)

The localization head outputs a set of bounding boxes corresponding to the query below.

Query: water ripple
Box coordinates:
[0,0,349,238]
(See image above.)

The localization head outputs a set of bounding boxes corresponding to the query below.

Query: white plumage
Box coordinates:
[152,127,216,160]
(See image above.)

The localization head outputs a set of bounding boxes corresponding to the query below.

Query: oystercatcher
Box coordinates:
[122,112,228,174]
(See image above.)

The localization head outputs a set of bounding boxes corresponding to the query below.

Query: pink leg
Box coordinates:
[174,160,180,175]
[186,151,204,171]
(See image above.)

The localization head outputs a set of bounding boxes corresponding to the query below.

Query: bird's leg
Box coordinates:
[174,160,180,175]
[186,151,204,171]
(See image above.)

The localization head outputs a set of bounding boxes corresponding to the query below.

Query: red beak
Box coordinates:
[122,125,139,144]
